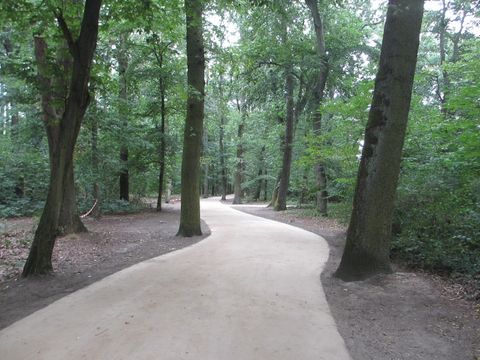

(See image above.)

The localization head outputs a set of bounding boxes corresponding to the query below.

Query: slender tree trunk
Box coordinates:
[263,169,268,201]
[23,0,102,276]
[157,77,167,210]
[118,34,129,202]
[232,122,244,204]
[335,0,424,281]
[268,168,281,208]
[165,179,172,203]
[202,129,209,198]
[177,0,205,237]
[91,105,101,219]
[306,0,329,215]
[275,63,295,211]
[254,145,266,201]
[219,114,227,200]
[438,0,449,114]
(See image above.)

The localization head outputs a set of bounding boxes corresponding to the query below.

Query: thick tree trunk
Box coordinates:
[23,0,102,276]
[232,116,245,204]
[118,34,129,202]
[306,0,329,215]
[34,36,86,234]
[335,0,424,281]
[275,63,295,211]
[59,166,87,233]
[177,0,205,237]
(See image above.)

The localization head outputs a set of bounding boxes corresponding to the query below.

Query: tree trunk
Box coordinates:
[23,0,102,276]
[165,179,172,203]
[157,75,167,210]
[263,169,268,201]
[34,36,86,234]
[275,63,295,211]
[254,145,266,201]
[202,129,209,198]
[59,167,87,233]
[233,120,246,204]
[335,0,424,281]
[118,34,129,202]
[91,107,101,219]
[219,114,227,200]
[306,0,329,215]
[177,0,205,237]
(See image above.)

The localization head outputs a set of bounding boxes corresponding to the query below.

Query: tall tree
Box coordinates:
[118,33,129,202]
[177,0,205,237]
[232,100,245,204]
[335,0,425,281]
[305,0,329,215]
[22,0,102,276]
[33,37,87,234]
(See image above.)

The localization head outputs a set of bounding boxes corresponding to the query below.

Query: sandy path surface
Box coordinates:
[0,198,350,360]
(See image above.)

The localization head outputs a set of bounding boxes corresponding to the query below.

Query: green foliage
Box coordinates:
[0,0,478,280]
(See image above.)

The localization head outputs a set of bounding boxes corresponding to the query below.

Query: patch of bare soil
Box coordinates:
[0,203,209,330]
[234,205,480,360]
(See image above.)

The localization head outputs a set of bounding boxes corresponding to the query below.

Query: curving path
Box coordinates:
[0,198,351,360]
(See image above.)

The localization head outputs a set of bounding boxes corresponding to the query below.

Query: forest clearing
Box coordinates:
[1,0,479,358]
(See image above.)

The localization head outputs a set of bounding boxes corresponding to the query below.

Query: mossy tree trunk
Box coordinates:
[335,0,424,281]
[177,0,205,237]
[22,0,102,277]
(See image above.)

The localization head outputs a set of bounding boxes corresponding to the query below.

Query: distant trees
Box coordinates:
[335,0,425,281]
[177,0,205,237]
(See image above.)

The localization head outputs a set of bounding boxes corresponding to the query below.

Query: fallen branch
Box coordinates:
[81,199,98,218]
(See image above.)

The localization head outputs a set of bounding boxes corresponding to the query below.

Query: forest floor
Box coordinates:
[0,202,209,330]
[232,202,480,360]
[0,199,478,359]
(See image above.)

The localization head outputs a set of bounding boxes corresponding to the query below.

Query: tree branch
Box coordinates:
[54,8,78,59]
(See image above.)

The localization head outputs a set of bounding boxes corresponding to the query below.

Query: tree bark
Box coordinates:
[33,36,87,234]
[177,0,205,237]
[275,63,295,211]
[157,66,167,210]
[23,0,102,276]
[218,75,228,201]
[91,102,101,219]
[335,0,424,281]
[219,113,227,200]
[202,128,209,198]
[305,0,329,215]
[118,34,129,202]
[232,120,244,204]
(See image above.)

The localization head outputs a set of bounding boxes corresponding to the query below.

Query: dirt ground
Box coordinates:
[0,203,209,330]
[233,204,480,360]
